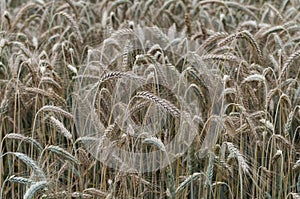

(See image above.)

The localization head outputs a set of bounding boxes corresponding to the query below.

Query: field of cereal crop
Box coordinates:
[0,0,299,198]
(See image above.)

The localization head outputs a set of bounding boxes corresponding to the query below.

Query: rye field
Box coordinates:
[0,0,300,198]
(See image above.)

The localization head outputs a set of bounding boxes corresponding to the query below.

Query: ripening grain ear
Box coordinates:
[38,105,73,119]
[24,181,48,199]
[9,175,33,185]
[135,91,181,118]
[8,152,45,179]
[49,116,72,140]
[3,133,43,151]
[46,145,79,165]
[280,50,300,80]
[10,3,39,31]
[218,30,262,62]
[57,12,83,44]
[226,142,249,174]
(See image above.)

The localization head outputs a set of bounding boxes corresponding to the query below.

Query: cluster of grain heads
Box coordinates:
[0,152,47,198]
[0,0,299,198]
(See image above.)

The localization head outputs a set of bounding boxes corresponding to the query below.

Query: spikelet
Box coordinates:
[226,142,249,173]
[242,74,265,84]
[77,147,90,167]
[71,192,92,198]
[24,181,48,199]
[58,12,83,43]
[284,110,294,137]
[9,175,33,185]
[199,32,228,53]
[49,116,72,140]
[218,30,262,61]
[166,166,175,199]
[201,54,248,67]
[41,191,67,199]
[10,3,38,30]
[4,133,42,151]
[83,188,108,197]
[39,105,73,119]
[205,152,215,187]
[142,137,166,152]
[273,134,292,148]
[176,172,203,193]
[40,77,62,90]
[46,145,79,165]
[135,91,180,118]
[188,141,195,175]
[256,25,285,39]
[226,2,258,21]
[110,28,134,38]
[25,87,66,105]
[10,152,45,179]
[280,50,300,79]
[129,100,150,115]
[100,71,128,83]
